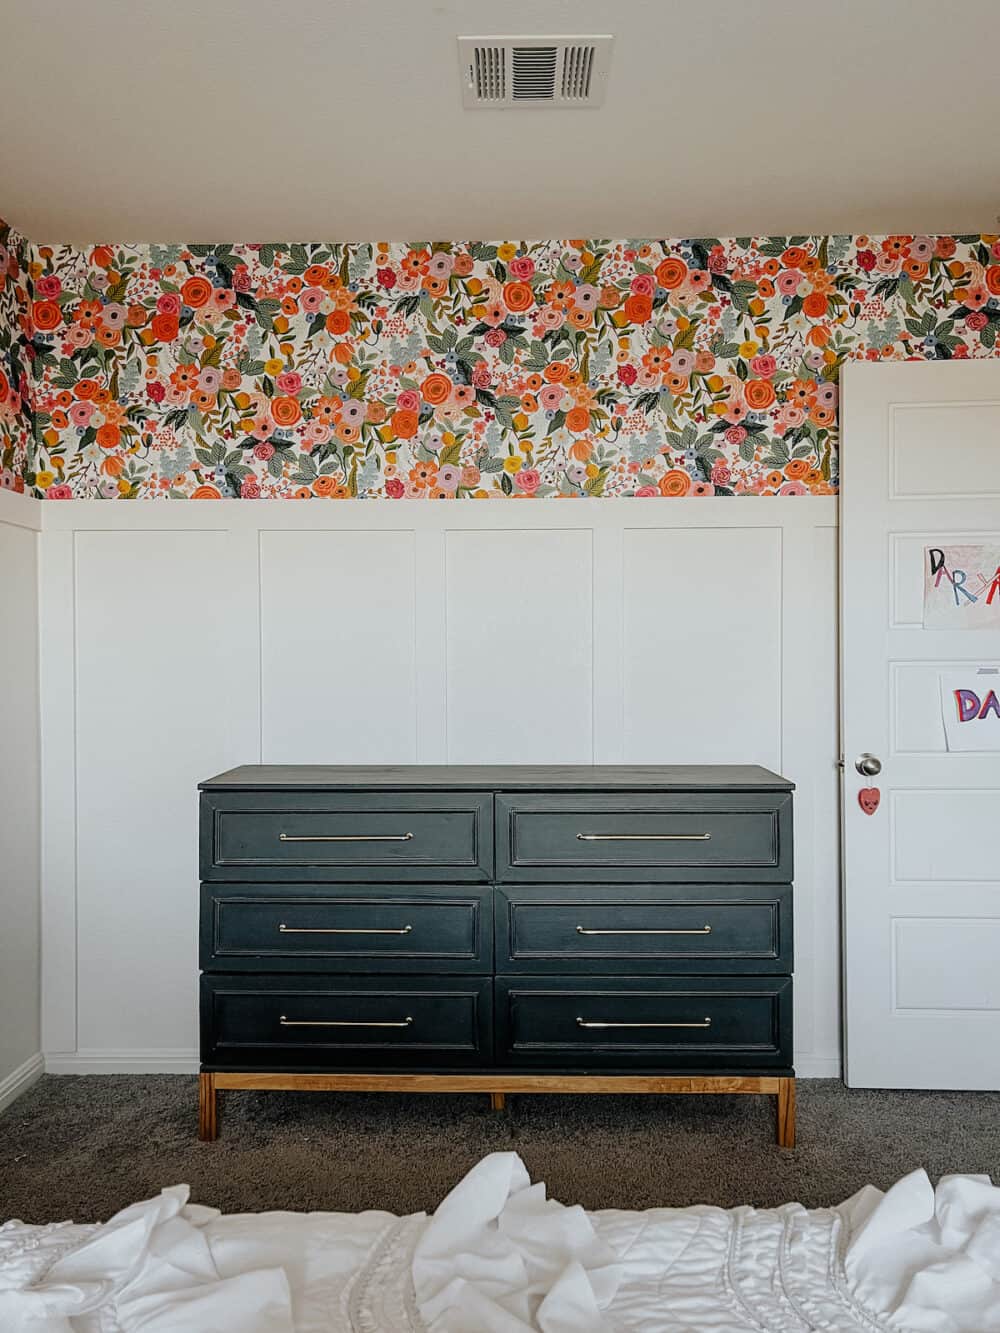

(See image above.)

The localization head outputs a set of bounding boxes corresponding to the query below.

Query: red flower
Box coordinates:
[377,267,396,290]
[146,381,166,403]
[35,275,61,299]
[385,477,405,498]
[856,249,876,272]
[232,265,251,292]
[617,364,638,386]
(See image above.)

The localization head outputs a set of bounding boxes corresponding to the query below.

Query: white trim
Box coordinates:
[44,1049,199,1075]
[0,1052,44,1111]
[794,1055,842,1079]
[39,495,839,532]
[0,488,42,532]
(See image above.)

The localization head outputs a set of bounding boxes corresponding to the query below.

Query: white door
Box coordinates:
[841,360,1000,1087]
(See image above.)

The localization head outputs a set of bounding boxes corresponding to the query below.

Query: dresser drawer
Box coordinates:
[495,976,791,1070]
[200,791,493,881]
[496,792,791,882]
[201,976,492,1069]
[496,885,791,974]
[201,884,491,973]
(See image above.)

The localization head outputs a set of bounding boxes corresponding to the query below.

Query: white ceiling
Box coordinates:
[3,0,999,242]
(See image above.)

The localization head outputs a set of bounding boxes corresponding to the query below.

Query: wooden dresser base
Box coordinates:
[199,1072,795,1147]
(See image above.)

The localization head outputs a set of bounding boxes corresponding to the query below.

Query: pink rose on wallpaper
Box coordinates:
[777,269,801,296]
[484,328,506,347]
[708,247,728,274]
[385,477,405,498]
[254,442,275,460]
[240,478,262,498]
[45,484,72,499]
[711,462,732,485]
[966,311,988,331]
[725,425,747,445]
[69,401,94,427]
[514,468,540,494]
[300,287,325,314]
[156,292,181,316]
[35,274,61,299]
[749,354,776,378]
[396,389,420,413]
[630,274,656,297]
[634,485,657,497]
[232,265,251,292]
[509,256,535,280]
[276,371,302,395]
[472,365,492,388]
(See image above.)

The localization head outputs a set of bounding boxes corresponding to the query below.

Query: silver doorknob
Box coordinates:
[855,753,882,778]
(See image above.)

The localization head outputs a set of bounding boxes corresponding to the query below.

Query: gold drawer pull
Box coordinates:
[576,1016,712,1029]
[576,925,712,936]
[278,832,413,843]
[279,1015,413,1028]
[278,924,413,935]
[576,832,711,842]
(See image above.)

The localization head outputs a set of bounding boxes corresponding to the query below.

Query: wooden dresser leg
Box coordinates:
[776,1077,796,1148]
[199,1073,218,1141]
[490,1092,506,1111]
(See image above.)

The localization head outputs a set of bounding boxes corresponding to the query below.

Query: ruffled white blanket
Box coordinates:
[3,1153,1000,1331]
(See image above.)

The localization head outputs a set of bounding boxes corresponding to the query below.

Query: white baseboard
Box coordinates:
[0,1052,45,1111]
[44,1049,199,1075]
[794,1055,842,1079]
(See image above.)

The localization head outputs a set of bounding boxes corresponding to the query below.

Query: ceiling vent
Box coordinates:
[459,36,613,109]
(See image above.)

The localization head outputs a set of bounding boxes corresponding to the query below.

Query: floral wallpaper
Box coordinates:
[6,228,1000,499]
[0,221,33,493]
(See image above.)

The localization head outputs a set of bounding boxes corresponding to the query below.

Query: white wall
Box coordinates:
[0,490,43,1109]
[40,497,841,1077]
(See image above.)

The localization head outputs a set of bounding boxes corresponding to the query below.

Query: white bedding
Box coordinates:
[3,1152,1000,1331]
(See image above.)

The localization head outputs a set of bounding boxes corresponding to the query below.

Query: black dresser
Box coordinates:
[198,765,795,1144]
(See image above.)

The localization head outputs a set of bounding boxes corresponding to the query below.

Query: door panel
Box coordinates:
[841,361,1000,1088]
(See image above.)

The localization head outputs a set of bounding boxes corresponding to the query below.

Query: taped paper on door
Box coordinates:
[924,546,1000,628]
[940,668,1000,751]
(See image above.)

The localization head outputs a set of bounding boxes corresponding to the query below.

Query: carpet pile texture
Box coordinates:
[2,1076,998,1224]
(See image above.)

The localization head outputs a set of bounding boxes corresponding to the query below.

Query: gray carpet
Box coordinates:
[2,1076,999,1224]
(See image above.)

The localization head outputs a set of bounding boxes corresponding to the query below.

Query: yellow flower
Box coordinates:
[118,478,131,495]
[503,455,523,474]
[497,243,517,262]
[385,451,397,465]
[35,470,54,488]
[706,374,725,393]
[512,413,529,432]
[748,299,765,318]
[264,357,284,376]
[585,463,600,478]
[709,401,728,416]
[43,429,60,448]
[739,339,759,358]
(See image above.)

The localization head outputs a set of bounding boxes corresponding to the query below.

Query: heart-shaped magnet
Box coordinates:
[858,787,880,816]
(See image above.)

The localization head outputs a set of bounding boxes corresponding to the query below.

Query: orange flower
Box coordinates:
[810,404,835,427]
[544,361,570,383]
[565,406,590,433]
[50,410,68,429]
[32,300,62,330]
[391,408,419,439]
[568,439,592,462]
[90,246,115,269]
[181,276,212,308]
[802,291,828,318]
[191,485,223,499]
[151,312,179,341]
[100,455,124,477]
[303,264,329,286]
[765,471,784,489]
[658,469,692,497]
[326,310,351,335]
[423,275,449,299]
[409,460,438,489]
[744,379,776,410]
[271,395,302,427]
[665,372,689,395]
[74,378,101,400]
[521,393,539,413]
[313,475,337,496]
[781,246,809,268]
[421,373,452,405]
[96,423,121,450]
[655,257,687,289]
[785,458,810,480]
[986,266,1000,296]
[503,281,534,312]
[624,293,653,323]
[758,278,776,299]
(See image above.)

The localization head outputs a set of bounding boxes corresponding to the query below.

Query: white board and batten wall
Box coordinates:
[0,488,43,1109]
[38,496,841,1077]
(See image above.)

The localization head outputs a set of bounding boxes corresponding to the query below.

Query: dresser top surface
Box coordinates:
[200,764,793,792]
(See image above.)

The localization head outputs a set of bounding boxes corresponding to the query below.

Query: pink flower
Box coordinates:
[451,384,475,407]
[300,287,325,314]
[36,275,61,299]
[777,270,801,296]
[711,462,732,485]
[749,354,776,378]
[509,256,535,280]
[232,265,251,292]
[484,328,507,347]
[241,478,262,498]
[69,401,94,427]
[156,292,181,316]
[691,481,715,495]
[46,483,73,499]
[385,476,405,498]
[539,384,565,411]
[472,364,492,388]
[276,371,302,394]
[396,389,420,413]
[687,271,711,292]
[725,425,747,445]
[514,468,540,494]
[707,248,728,274]
[630,273,656,296]
[967,310,988,331]
[964,287,990,311]
[254,442,275,460]
[634,485,658,497]
[778,481,807,495]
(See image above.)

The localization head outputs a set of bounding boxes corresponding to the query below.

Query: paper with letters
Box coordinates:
[924,545,1000,628]
[940,667,1000,751]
